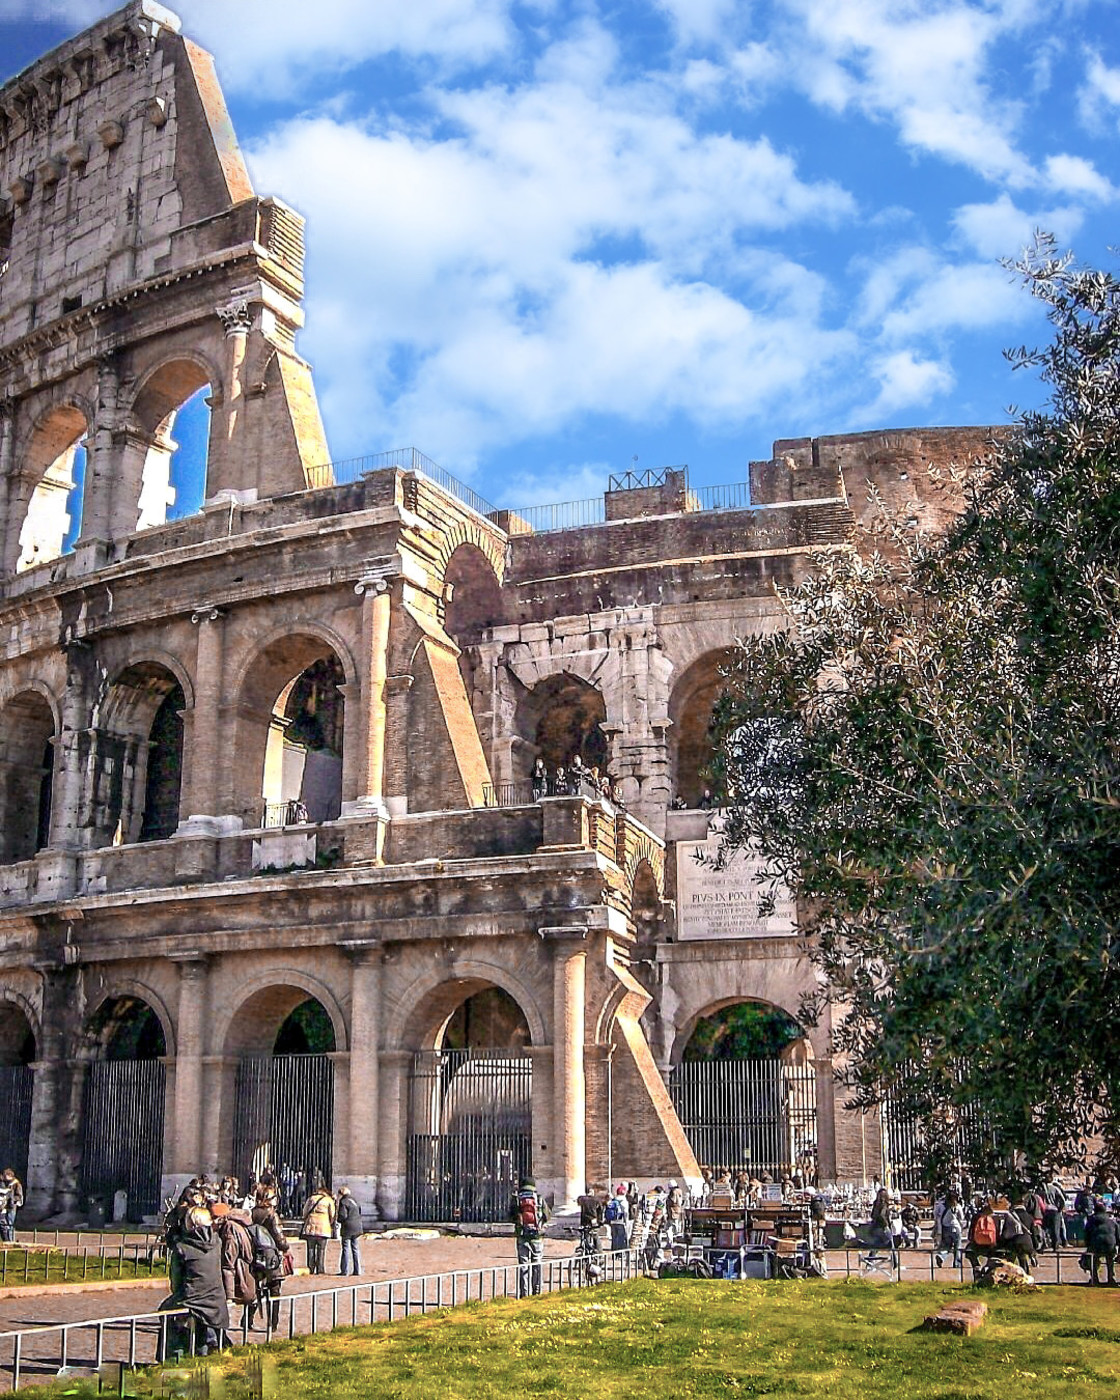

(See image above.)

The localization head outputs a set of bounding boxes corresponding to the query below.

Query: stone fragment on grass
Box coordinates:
[921,1300,989,1336]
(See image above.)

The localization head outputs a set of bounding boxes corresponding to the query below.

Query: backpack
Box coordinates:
[250,1222,281,1274]
[970,1213,999,1248]
[605,1196,626,1224]
[516,1189,540,1237]
[999,1211,1026,1245]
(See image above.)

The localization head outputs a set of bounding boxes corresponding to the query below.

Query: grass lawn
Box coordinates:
[5,1279,1118,1397]
[0,1249,155,1288]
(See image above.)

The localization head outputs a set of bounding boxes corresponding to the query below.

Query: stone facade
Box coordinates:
[0,3,997,1221]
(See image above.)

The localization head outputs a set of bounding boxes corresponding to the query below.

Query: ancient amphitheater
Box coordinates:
[0,0,992,1222]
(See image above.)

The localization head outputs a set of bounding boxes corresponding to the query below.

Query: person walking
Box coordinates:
[509,1176,549,1298]
[1084,1201,1119,1286]
[336,1186,364,1277]
[301,1177,336,1275]
[211,1202,257,1331]
[665,1180,684,1245]
[0,1169,23,1243]
[249,1186,290,1331]
[933,1189,966,1268]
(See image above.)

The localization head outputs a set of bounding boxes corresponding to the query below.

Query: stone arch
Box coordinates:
[227,625,356,827]
[671,995,810,1068]
[0,688,59,862]
[84,983,175,1059]
[0,991,39,1065]
[631,857,662,940]
[215,970,348,1059]
[667,647,738,807]
[391,961,547,1053]
[124,353,221,533]
[89,660,187,846]
[12,400,91,573]
[433,518,506,589]
[514,671,609,784]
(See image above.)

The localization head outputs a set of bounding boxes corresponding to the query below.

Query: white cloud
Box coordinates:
[857,349,954,422]
[877,259,1029,340]
[655,0,740,47]
[1081,50,1120,129]
[951,193,1084,259]
[1042,153,1116,202]
[247,64,856,465]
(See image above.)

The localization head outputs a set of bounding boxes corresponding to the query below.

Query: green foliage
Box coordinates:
[709,237,1120,1183]
[683,1003,804,1061]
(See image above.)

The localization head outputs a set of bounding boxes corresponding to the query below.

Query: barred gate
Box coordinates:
[0,1066,32,1184]
[233,1054,334,1190]
[80,1060,166,1219]
[668,1059,817,1178]
[882,1079,996,1192]
[406,1050,532,1222]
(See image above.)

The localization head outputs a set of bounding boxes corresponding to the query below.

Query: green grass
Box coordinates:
[0,1248,157,1288]
[7,1280,1119,1398]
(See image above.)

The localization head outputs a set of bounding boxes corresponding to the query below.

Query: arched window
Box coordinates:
[94,663,185,847]
[668,648,738,807]
[16,407,88,573]
[130,363,213,531]
[0,691,56,862]
[517,673,608,783]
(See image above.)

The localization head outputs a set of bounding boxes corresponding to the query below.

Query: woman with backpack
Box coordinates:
[964,1201,1000,1278]
[605,1185,630,1253]
[249,1186,290,1330]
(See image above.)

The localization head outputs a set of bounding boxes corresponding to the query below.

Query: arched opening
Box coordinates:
[668,648,737,807]
[0,1002,35,1188]
[407,983,532,1222]
[229,988,336,1203]
[242,636,346,828]
[516,672,608,790]
[16,406,88,573]
[92,663,185,847]
[668,1000,817,1184]
[81,995,167,1221]
[631,860,661,941]
[130,362,212,531]
[0,691,56,863]
[443,544,504,702]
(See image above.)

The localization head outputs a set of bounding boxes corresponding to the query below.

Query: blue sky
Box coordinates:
[3,0,1119,509]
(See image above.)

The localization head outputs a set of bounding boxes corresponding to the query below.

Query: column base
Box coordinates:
[335,1174,381,1220]
[175,814,244,838]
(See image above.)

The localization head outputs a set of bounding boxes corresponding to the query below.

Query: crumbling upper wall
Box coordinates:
[0,2,258,345]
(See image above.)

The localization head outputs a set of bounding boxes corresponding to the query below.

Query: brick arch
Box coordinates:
[432,518,506,587]
[15,393,95,475]
[0,677,62,733]
[388,960,548,1052]
[126,351,223,437]
[670,993,810,1068]
[98,652,194,729]
[0,986,41,1060]
[212,968,349,1058]
[84,980,176,1060]
[229,618,359,704]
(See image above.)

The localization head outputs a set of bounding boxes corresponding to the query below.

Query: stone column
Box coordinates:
[76,356,120,559]
[0,401,14,573]
[27,964,81,1216]
[50,645,95,851]
[376,1049,412,1222]
[546,928,587,1209]
[170,956,208,1188]
[206,298,252,498]
[343,941,381,1214]
[341,565,399,853]
[178,606,227,834]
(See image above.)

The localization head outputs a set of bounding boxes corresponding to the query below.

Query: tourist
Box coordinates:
[900,1201,920,1249]
[605,1185,630,1253]
[1085,1201,1119,1287]
[0,1169,23,1243]
[965,1201,1001,1277]
[249,1185,290,1330]
[164,1203,229,1356]
[336,1186,364,1277]
[665,1180,684,1243]
[933,1189,966,1268]
[211,1201,257,1328]
[301,1176,336,1275]
[1003,1197,1038,1272]
[1042,1177,1068,1251]
[531,759,548,800]
[510,1176,549,1297]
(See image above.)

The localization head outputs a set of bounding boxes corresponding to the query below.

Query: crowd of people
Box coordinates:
[529,755,616,803]
[160,1170,367,1355]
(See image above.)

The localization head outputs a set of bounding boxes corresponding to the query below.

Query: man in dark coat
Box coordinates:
[165,1206,230,1355]
[336,1186,364,1276]
[1085,1203,1119,1286]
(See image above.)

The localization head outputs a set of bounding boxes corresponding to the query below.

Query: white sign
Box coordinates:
[675,825,797,940]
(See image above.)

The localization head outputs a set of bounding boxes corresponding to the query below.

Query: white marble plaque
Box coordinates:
[675,825,797,940]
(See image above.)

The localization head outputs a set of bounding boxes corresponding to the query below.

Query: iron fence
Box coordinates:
[0,1065,32,1185]
[407,1050,532,1222]
[305,448,499,520]
[258,799,309,829]
[0,1241,164,1285]
[481,782,536,808]
[692,481,752,513]
[80,1060,166,1220]
[0,1249,643,1390]
[668,1059,817,1179]
[607,466,686,490]
[233,1054,334,1193]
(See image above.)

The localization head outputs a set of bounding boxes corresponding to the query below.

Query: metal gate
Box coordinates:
[406,1050,532,1222]
[80,1060,166,1219]
[233,1054,334,1190]
[668,1059,817,1179]
[0,1066,32,1184]
[882,1075,996,1192]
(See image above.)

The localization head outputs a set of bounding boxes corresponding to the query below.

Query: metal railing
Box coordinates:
[607,466,686,490]
[692,480,752,513]
[496,495,607,534]
[259,800,310,830]
[0,1248,642,1390]
[481,777,614,806]
[0,1240,164,1287]
[305,448,499,520]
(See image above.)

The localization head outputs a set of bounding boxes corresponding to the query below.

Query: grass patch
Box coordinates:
[5,1280,1119,1398]
[0,1248,158,1288]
